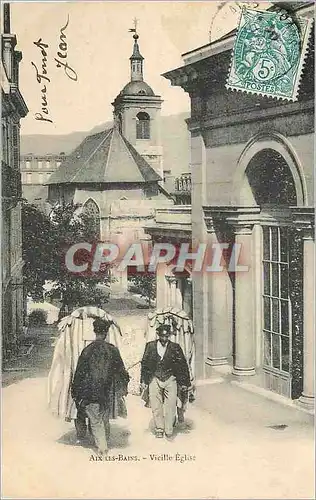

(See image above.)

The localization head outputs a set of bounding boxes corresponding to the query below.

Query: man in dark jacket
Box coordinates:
[71,318,129,455]
[140,323,190,440]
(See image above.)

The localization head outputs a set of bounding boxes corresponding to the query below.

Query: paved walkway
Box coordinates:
[2,375,314,499]
[2,305,314,499]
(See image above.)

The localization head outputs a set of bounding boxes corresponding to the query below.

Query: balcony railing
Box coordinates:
[175,172,191,192]
[173,172,191,205]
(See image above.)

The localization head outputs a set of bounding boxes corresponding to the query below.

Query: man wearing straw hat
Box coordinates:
[140,322,190,440]
[71,317,129,456]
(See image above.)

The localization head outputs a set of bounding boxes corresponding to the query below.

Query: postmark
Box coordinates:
[226,7,313,101]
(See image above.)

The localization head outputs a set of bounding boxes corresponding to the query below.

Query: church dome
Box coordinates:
[120,80,155,96]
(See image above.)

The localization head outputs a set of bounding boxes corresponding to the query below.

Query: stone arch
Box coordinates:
[233,132,307,207]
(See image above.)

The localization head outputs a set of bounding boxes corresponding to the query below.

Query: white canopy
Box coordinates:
[47,306,123,421]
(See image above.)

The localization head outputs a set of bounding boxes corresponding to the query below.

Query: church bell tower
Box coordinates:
[112,20,163,180]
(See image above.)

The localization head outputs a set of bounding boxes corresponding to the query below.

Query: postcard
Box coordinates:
[2,1,314,499]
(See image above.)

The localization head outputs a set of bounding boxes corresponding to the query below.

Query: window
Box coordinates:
[132,61,142,74]
[38,161,42,169]
[82,199,101,240]
[2,124,7,163]
[26,173,32,184]
[136,112,150,140]
[38,172,43,184]
[45,172,51,182]
[25,161,31,169]
[46,161,50,169]
[262,226,291,375]
[56,161,61,168]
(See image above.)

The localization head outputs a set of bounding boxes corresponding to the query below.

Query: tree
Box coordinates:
[22,201,111,318]
[129,273,156,308]
[22,201,56,301]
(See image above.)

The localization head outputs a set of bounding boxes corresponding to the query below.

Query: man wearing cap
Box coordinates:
[71,318,129,456]
[140,323,190,440]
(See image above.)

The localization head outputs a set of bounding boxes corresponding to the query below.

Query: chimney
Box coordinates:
[3,4,11,34]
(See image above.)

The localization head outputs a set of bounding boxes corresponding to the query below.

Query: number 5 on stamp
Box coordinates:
[226,7,313,101]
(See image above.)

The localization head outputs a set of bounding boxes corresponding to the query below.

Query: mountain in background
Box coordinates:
[20,112,190,177]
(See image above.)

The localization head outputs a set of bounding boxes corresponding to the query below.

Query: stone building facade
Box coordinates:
[2,4,28,356]
[20,153,65,202]
[47,31,173,293]
[147,2,314,408]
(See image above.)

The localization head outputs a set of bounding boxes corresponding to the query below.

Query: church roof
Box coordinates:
[120,80,155,96]
[47,127,162,185]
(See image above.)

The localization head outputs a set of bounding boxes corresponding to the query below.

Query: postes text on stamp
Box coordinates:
[226,7,313,101]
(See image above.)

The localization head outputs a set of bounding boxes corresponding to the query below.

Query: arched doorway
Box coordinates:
[245,148,303,398]
[246,149,297,206]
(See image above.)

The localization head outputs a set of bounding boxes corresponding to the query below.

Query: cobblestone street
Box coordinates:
[2,300,315,499]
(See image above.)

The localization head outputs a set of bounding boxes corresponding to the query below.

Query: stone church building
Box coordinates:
[147,1,314,408]
[48,30,173,291]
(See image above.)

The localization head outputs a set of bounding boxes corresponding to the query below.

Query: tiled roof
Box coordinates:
[47,128,161,185]
[120,135,161,182]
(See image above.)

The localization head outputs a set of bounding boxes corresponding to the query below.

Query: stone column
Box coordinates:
[11,286,17,344]
[299,229,315,409]
[156,262,168,309]
[190,132,207,379]
[183,278,193,317]
[192,272,208,379]
[2,34,16,81]
[166,276,177,308]
[232,224,256,376]
[16,278,24,334]
[206,225,232,366]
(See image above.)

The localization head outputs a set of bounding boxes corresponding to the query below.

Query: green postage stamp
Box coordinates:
[226,7,313,101]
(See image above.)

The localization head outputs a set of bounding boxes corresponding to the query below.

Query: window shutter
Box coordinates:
[12,124,19,170]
